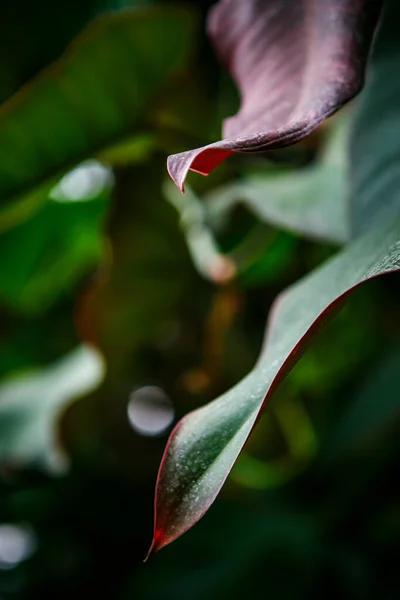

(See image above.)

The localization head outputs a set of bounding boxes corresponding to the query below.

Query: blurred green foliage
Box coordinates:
[0,0,397,599]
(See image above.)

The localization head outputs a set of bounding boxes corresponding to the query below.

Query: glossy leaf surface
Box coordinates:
[167,0,381,190]
[149,217,400,554]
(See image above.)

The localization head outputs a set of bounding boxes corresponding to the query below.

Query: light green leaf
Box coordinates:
[0,345,104,472]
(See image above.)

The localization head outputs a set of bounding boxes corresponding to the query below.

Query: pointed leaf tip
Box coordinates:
[151,219,400,549]
[145,522,172,560]
[167,0,382,189]
[167,147,234,193]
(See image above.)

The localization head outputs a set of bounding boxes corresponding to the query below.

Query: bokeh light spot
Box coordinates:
[0,524,37,569]
[50,159,113,202]
[127,386,174,436]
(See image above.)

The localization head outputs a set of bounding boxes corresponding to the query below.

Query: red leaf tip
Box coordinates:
[144,528,165,562]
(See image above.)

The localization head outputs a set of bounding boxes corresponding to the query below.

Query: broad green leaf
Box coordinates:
[149,217,400,554]
[0,161,112,314]
[0,7,193,216]
[0,345,104,471]
[204,117,349,244]
[350,0,400,235]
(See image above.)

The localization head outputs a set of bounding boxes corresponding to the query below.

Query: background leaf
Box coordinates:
[0,6,193,217]
[350,0,400,234]
[0,161,112,314]
[204,116,349,244]
[0,345,104,471]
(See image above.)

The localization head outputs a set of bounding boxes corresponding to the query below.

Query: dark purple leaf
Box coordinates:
[167,0,381,191]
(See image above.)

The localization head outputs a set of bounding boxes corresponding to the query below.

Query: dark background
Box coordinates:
[0,1,398,598]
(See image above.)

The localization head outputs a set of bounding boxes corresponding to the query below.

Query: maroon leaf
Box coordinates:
[167,0,381,191]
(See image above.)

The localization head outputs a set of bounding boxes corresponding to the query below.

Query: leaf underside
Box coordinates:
[167,0,382,191]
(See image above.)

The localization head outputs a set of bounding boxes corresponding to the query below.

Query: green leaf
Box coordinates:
[350,0,400,235]
[0,160,112,314]
[0,345,104,471]
[204,116,349,244]
[149,217,400,554]
[0,6,193,217]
